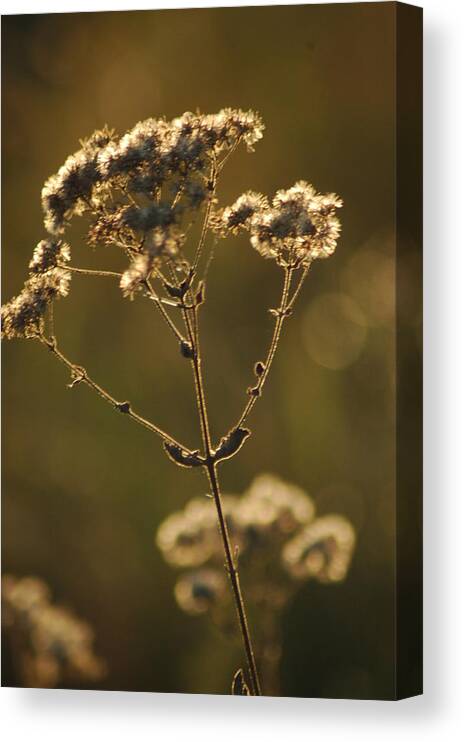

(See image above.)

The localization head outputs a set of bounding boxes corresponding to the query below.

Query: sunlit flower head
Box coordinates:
[216,181,342,267]
[212,192,269,236]
[250,182,342,266]
[41,128,115,235]
[33,108,266,308]
[1,268,71,340]
[202,108,265,151]
[40,109,263,240]
[29,238,71,274]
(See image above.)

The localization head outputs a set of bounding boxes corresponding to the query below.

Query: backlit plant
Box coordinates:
[1,109,343,695]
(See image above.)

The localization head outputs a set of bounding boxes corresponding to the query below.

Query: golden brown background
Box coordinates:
[2,3,420,697]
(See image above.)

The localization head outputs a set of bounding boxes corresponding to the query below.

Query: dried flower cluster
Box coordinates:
[1,238,71,340]
[157,474,355,617]
[2,575,105,688]
[40,109,263,297]
[1,109,341,343]
[2,110,265,337]
[213,182,342,267]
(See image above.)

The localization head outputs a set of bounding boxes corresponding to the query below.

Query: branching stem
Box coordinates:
[285,262,311,313]
[59,264,123,280]
[59,262,186,342]
[142,278,186,344]
[236,265,294,429]
[38,333,190,452]
[60,263,181,308]
[192,159,217,274]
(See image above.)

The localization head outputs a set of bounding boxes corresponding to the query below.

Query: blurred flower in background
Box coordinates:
[282,514,355,583]
[2,575,106,688]
[156,473,355,694]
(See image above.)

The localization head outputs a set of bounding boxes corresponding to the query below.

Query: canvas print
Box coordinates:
[1,2,422,699]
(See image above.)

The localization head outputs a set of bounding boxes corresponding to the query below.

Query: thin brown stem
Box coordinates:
[236,266,294,429]
[192,160,217,274]
[171,182,184,210]
[59,264,123,280]
[61,263,178,309]
[285,262,311,313]
[216,138,241,172]
[181,302,261,696]
[182,305,209,449]
[38,333,190,452]
[205,459,262,697]
[142,278,187,344]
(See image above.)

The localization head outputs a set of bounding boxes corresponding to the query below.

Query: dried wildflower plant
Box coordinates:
[2,575,105,688]
[1,109,342,695]
[157,474,355,694]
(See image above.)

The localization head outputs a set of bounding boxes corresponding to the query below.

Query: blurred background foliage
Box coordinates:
[2,3,419,698]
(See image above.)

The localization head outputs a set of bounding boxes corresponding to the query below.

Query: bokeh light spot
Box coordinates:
[302,292,368,370]
[341,243,395,327]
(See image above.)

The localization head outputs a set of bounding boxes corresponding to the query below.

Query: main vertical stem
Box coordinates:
[183,305,262,696]
[205,460,262,696]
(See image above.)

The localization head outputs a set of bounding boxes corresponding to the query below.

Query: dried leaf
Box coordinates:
[212,427,251,463]
[164,442,204,468]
